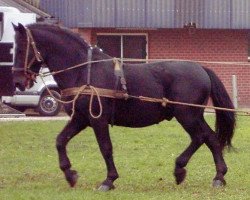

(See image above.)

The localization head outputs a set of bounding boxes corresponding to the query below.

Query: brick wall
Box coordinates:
[77,28,250,107]
[149,29,247,62]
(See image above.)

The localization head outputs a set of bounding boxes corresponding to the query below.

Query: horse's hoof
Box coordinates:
[212,179,226,188]
[97,180,115,192]
[97,184,115,192]
[65,170,78,187]
[174,168,186,185]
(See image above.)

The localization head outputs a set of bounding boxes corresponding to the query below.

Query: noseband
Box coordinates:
[12,27,44,81]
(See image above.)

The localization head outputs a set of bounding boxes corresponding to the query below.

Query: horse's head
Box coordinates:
[12,22,112,91]
[12,23,44,91]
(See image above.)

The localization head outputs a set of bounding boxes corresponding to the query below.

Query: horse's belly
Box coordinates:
[113,103,166,128]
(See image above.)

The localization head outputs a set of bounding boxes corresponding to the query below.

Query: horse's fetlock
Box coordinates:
[217,164,227,175]
[110,174,119,181]
[175,157,187,169]
[60,163,71,171]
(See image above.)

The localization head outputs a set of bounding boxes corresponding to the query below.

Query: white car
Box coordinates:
[2,68,62,116]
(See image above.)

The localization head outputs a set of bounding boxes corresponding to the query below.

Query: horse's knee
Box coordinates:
[56,132,70,150]
[55,134,71,170]
[204,133,221,148]
[56,134,64,151]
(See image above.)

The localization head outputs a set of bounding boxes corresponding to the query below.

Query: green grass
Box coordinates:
[0,116,249,200]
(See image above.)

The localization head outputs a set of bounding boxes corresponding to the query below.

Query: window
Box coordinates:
[97,34,148,62]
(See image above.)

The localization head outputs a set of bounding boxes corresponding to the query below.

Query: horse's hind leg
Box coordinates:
[174,114,205,184]
[90,118,119,191]
[56,114,88,187]
[203,122,228,187]
[175,111,227,186]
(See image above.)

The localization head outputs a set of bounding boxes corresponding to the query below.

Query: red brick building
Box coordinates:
[40,0,250,107]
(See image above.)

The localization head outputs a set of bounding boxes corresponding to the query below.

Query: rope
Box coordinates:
[88,86,103,119]
[40,58,114,77]
[40,76,103,119]
[121,58,250,66]
[39,57,250,78]
[38,58,250,118]
[130,95,250,116]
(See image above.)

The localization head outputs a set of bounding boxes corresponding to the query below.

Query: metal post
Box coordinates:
[232,75,238,109]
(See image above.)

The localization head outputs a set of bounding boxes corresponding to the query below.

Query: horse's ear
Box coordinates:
[12,23,18,31]
[12,23,26,35]
[18,23,26,34]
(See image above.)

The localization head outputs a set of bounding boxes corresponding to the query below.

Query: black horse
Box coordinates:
[12,23,235,191]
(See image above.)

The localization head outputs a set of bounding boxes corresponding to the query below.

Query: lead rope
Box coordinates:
[70,85,103,119]
[133,96,250,116]
[88,86,103,119]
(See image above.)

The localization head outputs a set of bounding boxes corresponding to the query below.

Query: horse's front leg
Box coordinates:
[90,118,119,191]
[56,114,88,187]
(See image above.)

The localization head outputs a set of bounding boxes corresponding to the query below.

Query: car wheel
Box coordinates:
[37,90,61,116]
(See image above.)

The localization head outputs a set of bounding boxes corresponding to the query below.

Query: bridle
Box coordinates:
[11,27,95,83]
[12,27,44,82]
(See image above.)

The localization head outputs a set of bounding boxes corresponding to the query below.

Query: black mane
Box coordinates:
[28,23,91,50]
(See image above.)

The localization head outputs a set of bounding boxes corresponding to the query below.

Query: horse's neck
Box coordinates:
[34,29,114,89]
[33,31,85,89]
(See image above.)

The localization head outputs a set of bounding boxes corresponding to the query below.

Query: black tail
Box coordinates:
[203,67,236,149]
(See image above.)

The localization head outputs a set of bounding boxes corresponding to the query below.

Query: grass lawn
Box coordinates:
[0,115,249,200]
